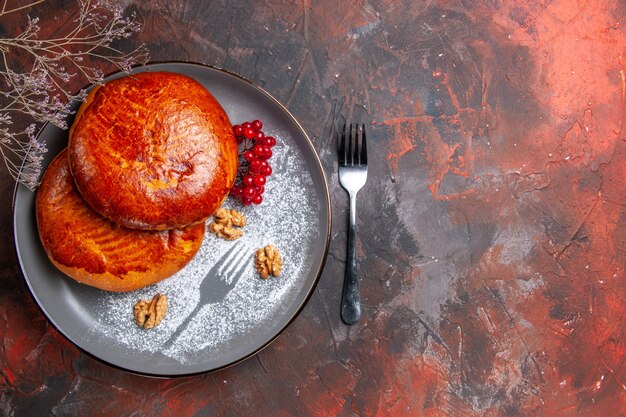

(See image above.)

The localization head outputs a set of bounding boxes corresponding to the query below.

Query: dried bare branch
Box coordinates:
[0,0,149,190]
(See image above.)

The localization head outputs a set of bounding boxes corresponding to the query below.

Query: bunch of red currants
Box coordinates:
[231,119,277,205]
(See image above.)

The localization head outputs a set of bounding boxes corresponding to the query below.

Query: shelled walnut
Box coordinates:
[134,293,168,329]
[209,208,246,240]
[255,244,282,279]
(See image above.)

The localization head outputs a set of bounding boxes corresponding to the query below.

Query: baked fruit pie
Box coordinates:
[36,149,206,292]
[36,72,238,291]
[68,72,238,230]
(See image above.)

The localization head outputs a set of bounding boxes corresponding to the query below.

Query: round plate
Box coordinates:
[13,62,330,377]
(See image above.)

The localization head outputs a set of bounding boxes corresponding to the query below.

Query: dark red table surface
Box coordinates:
[1,1,625,416]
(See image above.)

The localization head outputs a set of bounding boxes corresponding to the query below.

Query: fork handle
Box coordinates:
[341,193,361,324]
[164,302,202,348]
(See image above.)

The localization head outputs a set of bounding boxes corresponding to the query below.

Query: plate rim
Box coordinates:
[12,60,332,378]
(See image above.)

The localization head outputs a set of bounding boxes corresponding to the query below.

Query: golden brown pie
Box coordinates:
[36,149,206,292]
[68,71,238,230]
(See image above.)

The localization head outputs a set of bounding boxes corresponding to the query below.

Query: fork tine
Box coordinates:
[354,124,361,166]
[220,242,248,276]
[348,124,354,166]
[230,254,250,281]
[360,124,367,165]
[216,242,240,267]
[339,124,346,165]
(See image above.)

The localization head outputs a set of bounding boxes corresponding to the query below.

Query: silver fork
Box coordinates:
[165,241,250,347]
[338,123,368,324]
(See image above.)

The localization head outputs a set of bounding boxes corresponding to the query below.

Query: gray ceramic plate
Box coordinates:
[13,62,330,377]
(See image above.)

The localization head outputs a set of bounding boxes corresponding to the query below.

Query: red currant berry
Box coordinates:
[249,159,262,173]
[253,145,265,157]
[231,185,243,197]
[265,136,277,147]
[244,127,255,139]
[242,122,252,130]
[253,175,266,186]
[244,151,255,161]
[252,194,263,205]
[261,165,272,176]
[252,120,263,131]
[233,125,243,136]
[243,174,254,187]
[255,131,265,142]
[254,185,265,195]
[242,197,252,206]
[261,148,273,160]
[243,186,256,199]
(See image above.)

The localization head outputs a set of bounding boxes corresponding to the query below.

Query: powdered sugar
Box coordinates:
[92,134,320,365]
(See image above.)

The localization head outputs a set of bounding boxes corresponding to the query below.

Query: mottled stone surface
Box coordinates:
[1,1,625,416]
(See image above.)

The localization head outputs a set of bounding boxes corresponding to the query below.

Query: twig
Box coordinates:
[0,0,149,190]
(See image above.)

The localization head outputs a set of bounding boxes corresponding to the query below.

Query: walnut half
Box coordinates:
[209,208,246,240]
[255,244,282,279]
[134,293,168,329]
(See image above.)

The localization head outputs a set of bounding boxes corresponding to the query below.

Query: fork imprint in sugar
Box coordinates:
[165,241,251,347]
[215,242,251,286]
